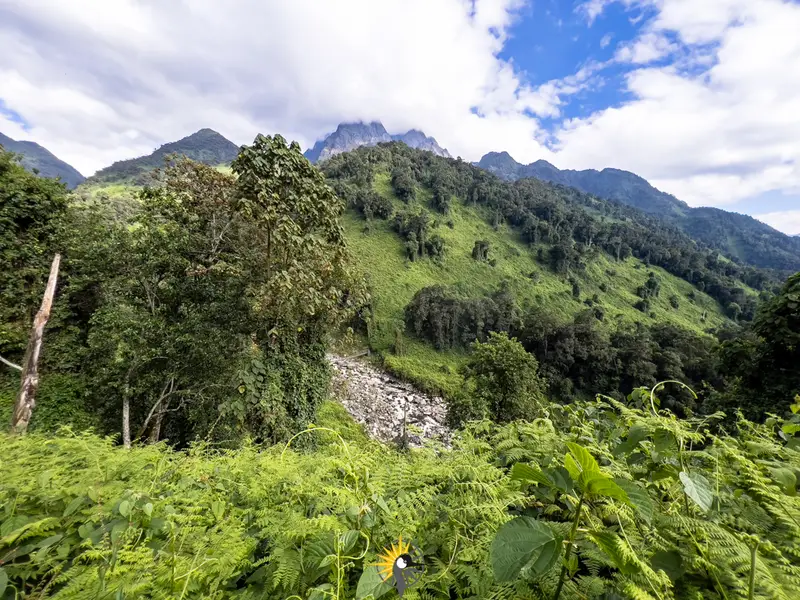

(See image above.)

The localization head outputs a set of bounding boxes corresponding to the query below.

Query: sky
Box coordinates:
[1,0,799,234]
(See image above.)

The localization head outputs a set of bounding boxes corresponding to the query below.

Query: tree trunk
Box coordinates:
[122,392,131,448]
[148,403,166,443]
[10,254,61,434]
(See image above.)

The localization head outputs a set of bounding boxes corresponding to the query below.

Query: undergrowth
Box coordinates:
[2,392,799,599]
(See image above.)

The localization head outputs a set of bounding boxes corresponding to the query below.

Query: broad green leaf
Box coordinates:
[143,503,154,517]
[36,533,63,550]
[564,442,600,484]
[309,584,334,600]
[491,516,559,582]
[211,500,224,521]
[615,479,654,524]
[521,535,562,579]
[653,428,676,453]
[679,471,713,512]
[651,550,685,582]
[585,475,629,503]
[548,466,574,494]
[782,423,800,435]
[771,468,797,496]
[0,566,7,597]
[341,529,360,554]
[375,496,391,515]
[110,520,128,543]
[118,500,131,518]
[319,554,335,568]
[356,565,393,600]
[63,495,86,517]
[613,423,649,457]
[511,463,553,488]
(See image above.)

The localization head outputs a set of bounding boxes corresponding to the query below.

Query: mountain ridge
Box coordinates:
[0,131,85,189]
[85,128,239,185]
[477,151,800,272]
[304,121,450,163]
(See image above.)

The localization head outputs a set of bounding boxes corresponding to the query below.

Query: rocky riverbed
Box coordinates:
[327,354,449,447]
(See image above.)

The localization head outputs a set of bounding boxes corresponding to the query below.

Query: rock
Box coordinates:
[327,354,450,447]
[304,121,451,164]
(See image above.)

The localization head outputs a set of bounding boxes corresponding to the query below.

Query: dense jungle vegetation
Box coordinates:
[1,138,800,599]
[322,143,796,421]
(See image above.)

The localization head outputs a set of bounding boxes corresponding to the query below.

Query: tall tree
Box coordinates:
[0,149,68,355]
[81,138,365,446]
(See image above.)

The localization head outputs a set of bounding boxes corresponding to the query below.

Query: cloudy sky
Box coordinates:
[1,0,799,234]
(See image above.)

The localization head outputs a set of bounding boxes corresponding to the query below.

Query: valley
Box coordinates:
[2,126,799,600]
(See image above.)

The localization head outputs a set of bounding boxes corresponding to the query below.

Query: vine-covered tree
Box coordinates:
[77,137,364,445]
[0,150,69,355]
[461,331,546,423]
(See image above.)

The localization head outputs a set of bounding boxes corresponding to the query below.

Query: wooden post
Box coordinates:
[10,253,61,434]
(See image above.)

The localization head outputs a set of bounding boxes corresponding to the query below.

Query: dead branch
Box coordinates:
[10,253,61,434]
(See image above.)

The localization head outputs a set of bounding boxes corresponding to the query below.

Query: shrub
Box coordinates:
[461,331,546,423]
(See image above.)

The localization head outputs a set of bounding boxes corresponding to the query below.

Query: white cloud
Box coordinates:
[1,0,799,227]
[600,33,613,48]
[615,32,678,63]
[553,0,800,210]
[755,210,800,236]
[577,0,615,25]
[0,0,565,175]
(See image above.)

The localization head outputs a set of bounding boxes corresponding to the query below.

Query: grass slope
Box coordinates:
[67,167,737,398]
[343,172,732,396]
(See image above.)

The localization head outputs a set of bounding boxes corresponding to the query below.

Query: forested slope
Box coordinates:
[86,128,239,185]
[2,136,800,600]
[477,151,800,272]
[322,143,772,406]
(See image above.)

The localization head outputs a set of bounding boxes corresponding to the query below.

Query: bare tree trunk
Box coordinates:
[122,389,131,448]
[137,377,174,443]
[148,399,168,443]
[10,254,61,434]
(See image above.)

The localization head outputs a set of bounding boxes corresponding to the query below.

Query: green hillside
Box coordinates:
[2,137,800,600]
[85,128,238,185]
[70,141,767,402]
[0,131,86,189]
[341,171,732,396]
[477,151,800,272]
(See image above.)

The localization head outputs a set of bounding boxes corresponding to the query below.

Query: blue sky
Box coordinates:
[1,0,799,233]
[496,0,800,225]
[500,0,644,123]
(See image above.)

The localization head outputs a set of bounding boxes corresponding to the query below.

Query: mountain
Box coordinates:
[477,152,800,272]
[0,131,85,189]
[304,121,450,163]
[86,128,239,185]
[477,152,688,218]
[318,143,769,400]
[391,129,451,158]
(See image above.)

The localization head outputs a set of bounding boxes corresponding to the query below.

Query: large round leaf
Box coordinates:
[491,517,560,583]
[679,471,714,512]
[356,566,393,600]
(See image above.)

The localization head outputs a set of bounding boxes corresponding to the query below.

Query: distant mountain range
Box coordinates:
[4,121,797,272]
[304,121,451,163]
[477,152,800,272]
[0,131,85,189]
[86,128,240,185]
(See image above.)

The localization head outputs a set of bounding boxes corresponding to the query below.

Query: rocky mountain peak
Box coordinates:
[304,121,450,163]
